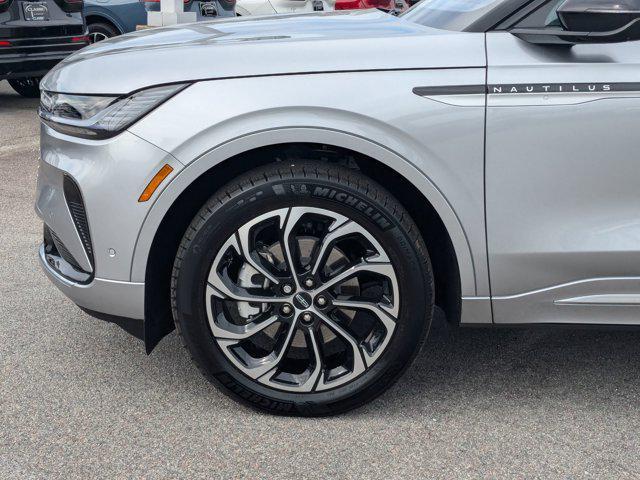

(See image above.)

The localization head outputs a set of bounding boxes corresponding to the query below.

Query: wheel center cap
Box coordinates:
[293,292,312,310]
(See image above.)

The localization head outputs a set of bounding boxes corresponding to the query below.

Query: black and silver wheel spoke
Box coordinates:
[258,326,324,392]
[313,311,366,391]
[205,207,400,392]
[207,234,286,304]
[218,318,299,380]
[281,207,306,288]
[236,209,286,285]
[331,299,397,366]
[206,286,281,340]
[310,219,389,275]
[318,261,397,294]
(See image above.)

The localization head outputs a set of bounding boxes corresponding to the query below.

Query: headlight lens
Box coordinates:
[39,83,189,139]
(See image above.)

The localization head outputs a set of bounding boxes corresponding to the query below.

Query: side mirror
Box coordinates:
[511,0,640,45]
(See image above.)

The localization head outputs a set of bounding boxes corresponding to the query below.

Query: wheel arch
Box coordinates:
[136,130,473,352]
[84,12,124,35]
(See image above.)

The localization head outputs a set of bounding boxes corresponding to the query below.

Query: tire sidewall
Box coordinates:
[174,171,433,415]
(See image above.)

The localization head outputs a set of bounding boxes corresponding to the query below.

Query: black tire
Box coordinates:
[171,162,434,416]
[88,22,119,43]
[8,77,41,98]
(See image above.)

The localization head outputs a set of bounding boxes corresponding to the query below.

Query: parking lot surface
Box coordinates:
[1,80,639,479]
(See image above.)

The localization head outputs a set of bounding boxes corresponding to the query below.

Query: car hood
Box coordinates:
[41,10,485,94]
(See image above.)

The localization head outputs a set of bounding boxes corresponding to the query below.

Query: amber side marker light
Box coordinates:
[139,164,173,202]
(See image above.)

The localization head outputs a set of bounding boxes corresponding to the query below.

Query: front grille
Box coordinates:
[63,175,94,268]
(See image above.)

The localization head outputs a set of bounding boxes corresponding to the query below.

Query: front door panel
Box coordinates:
[486,32,640,325]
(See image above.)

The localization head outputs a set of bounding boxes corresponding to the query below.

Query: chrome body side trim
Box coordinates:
[493,278,640,325]
[555,294,640,306]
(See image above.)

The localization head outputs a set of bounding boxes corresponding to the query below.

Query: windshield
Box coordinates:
[401,0,504,31]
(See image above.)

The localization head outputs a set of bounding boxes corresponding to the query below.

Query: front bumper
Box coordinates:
[36,123,182,323]
[39,244,145,320]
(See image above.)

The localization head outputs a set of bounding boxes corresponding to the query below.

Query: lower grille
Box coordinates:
[63,175,94,268]
[43,225,92,284]
[48,228,82,271]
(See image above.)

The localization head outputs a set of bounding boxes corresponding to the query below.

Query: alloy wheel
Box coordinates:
[205,207,400,393]
[89,32,109,44]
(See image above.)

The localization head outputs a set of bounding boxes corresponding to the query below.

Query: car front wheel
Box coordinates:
[88,22,119,43]
[171,161,434,416]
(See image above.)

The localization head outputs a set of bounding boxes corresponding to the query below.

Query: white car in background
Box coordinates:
[236,0,407,16]
[236,0,329,15]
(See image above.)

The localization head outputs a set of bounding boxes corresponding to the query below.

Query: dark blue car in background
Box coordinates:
[84,0,236,42]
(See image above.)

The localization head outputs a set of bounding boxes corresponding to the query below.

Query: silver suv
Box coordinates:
[36,0,640,416]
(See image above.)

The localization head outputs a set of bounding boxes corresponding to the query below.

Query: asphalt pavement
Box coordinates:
[1,80,639,479]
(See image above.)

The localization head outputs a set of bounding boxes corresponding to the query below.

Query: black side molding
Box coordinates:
[414,83,640,97]
[413,85,487,96]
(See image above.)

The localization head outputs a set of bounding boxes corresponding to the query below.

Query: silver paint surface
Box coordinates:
[41,10,486,94]
[486,32,640,324]
[36,13,640,327]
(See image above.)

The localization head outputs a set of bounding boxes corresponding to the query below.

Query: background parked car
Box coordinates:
[235,0,333,15]
[1,0,88,97]
[84,0,236,42]
[236,0,410,16]
[333,0,410,13]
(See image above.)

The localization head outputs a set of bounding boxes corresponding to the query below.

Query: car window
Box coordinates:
[401,0,504,31]
[514,0,565,28]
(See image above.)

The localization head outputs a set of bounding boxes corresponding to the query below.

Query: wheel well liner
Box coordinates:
[144,143,461,352]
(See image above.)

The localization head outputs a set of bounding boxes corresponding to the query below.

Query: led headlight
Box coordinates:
[39,83,190,139]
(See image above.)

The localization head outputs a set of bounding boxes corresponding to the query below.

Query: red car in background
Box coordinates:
[335,0,412,13]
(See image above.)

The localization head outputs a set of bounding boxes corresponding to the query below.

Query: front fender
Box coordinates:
[128,71,488,298]
[129,127,477,297]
